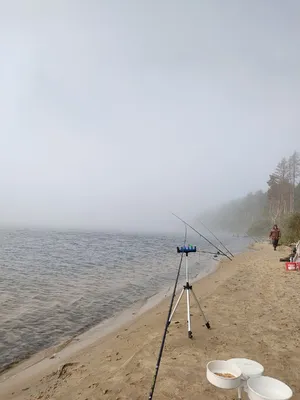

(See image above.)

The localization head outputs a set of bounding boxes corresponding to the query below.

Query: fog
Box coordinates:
[1,1,299,232]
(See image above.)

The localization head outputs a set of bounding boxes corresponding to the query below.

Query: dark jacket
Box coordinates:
[269,228,280,240]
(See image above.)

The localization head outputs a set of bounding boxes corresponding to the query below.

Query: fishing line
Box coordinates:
[172,213,232,261]
[197,219,234,257]
[148,225,187,400]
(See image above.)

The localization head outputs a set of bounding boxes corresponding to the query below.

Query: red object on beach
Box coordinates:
[285,262,300,271]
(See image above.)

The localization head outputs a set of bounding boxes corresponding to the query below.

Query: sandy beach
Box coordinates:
[1,242,300,400]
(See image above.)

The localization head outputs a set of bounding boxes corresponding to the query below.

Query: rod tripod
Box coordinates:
[168,251,210,338]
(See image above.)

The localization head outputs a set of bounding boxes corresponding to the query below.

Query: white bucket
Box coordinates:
[206,360,242,389]
[247,376,293,400]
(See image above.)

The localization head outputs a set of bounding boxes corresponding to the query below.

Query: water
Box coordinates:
[0,228,250,372]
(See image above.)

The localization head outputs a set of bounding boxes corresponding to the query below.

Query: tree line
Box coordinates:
[198,151,300,241]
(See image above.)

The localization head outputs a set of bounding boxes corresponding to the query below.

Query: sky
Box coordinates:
[0,0,300,232]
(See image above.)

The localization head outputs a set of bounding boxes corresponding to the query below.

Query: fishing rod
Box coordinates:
[148,219,231,398]
[197,219,234,257]
[172,213,232,261]
[148,225,187,400]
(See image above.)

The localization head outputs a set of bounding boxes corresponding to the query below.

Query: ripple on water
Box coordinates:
[0,229,251,371]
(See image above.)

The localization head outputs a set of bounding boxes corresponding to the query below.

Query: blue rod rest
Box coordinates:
[177,245,197,253]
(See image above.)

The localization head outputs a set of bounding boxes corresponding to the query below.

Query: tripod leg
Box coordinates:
[190,289,211,329]
[237,386,242,400]
[168,288,185,324]
[186,289,192,338]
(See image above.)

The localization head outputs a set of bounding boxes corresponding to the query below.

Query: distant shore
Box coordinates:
[1,243,299,400]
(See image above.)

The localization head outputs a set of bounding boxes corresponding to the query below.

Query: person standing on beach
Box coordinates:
[269,224,281,251]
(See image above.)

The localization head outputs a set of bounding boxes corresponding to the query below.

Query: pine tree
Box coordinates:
[267,157,293,220]
[288,151,300,212]
[274,157,289,182]
[295,183,300,212]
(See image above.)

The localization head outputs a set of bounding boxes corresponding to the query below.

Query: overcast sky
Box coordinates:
[0,0,299,232]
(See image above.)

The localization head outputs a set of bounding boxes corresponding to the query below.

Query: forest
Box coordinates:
[199,151,300,243]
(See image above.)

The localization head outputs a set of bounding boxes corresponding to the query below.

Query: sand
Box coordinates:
[1,242,300,400]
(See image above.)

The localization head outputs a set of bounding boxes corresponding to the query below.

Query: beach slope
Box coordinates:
[1,243,299,400]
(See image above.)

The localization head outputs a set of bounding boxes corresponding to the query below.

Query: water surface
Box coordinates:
[0,229,250,371]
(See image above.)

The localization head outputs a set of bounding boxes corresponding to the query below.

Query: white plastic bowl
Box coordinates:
[227,358,264,379]
[247,376,293,400]
[206,360,242,389]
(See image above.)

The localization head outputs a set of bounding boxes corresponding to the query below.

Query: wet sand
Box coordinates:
[1,243,300,399]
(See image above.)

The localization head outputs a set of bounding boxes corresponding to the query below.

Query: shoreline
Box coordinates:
[0,246,240,399]
[3,242,298,399]
[0,254,218,383]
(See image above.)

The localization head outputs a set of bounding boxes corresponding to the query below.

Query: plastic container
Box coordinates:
[206,360,242,389]
[227,358,264,379]
[247,376,293,400]
[285,262,300,271]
